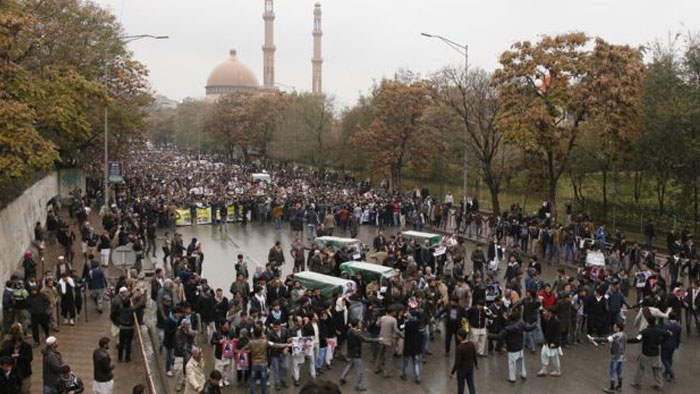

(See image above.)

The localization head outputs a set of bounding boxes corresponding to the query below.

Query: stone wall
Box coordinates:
[0,172,58,282]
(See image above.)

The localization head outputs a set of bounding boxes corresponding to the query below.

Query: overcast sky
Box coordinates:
[95,0,699,108]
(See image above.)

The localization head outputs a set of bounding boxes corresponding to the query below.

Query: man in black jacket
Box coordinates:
[629,316,671,390]
[438,298,467,355]
[92,337,114,394]
[0,335,32,394]
[210,321,235,387]
[268,322,290,390]
[0,356,21,394]
[339,320,380,392]
[538,308,562,377]
[26,286,50,346]
[489,312,536,382]
[466,301,488,356]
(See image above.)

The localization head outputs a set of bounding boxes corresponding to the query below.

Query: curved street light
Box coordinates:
[103,34,169,210]
[421,32,469,205]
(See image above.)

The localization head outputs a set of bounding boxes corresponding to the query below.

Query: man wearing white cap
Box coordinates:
[42,336,62,394]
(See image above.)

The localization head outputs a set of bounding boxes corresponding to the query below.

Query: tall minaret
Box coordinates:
[312,3,323,95]
[262,0,275,89]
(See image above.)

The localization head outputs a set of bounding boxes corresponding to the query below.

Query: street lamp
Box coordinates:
[103,34,168,211]
[421,32,469,206]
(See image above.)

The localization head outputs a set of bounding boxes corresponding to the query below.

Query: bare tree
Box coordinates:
[433,67,511,213]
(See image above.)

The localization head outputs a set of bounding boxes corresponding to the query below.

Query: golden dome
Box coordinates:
[206,50,259,90]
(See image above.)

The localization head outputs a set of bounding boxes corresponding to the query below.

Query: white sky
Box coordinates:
[95,0,700,108]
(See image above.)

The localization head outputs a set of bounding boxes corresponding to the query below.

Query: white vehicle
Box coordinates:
[252,173,271,182]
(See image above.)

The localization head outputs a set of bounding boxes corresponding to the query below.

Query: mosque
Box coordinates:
[205,0,323,101]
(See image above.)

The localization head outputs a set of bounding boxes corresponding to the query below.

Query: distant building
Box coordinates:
[204,0,323,102]
[153,94,178,110]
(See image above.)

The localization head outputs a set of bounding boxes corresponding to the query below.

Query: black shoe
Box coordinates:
[294,380,299,387]
[340,379,346,385]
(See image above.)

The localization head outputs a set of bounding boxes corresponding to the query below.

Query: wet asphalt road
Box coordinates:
[158,222,700,394]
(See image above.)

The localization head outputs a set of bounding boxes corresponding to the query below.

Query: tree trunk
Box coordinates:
[657,177,666,214]
[485,176,501,215]
[546,150,558,221]
[695,181,699,236]
[633,170,643,204]
[549,177,557,223]
[602,169,608,220]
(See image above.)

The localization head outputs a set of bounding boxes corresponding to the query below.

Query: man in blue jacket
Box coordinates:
[661,312,681,381]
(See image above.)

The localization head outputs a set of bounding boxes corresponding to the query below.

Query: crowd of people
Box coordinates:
[2,145,699,394]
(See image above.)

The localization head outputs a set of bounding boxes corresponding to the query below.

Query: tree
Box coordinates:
[272,93,336,168]
[493,33,644,219]
[245,92,288,157]
[204,93,251,161]
[148,108,175,147]
[588,39,645,219]
[433,67,510,213]
[351,78,437,191]
[173,98,210,150]
[337,95,373,170]
[0,0,151,181]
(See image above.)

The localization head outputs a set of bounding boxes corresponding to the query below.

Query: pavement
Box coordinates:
[151,221,700,394]
[25,210,151,393]
[19,211,700,394]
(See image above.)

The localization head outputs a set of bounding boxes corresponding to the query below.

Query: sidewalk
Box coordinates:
[26,209,149,392]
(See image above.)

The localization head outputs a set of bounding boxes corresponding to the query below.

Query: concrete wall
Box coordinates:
[58,168,86,202]
[0,172,58,282]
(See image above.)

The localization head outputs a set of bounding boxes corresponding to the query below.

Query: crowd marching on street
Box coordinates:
[2,145,700,394]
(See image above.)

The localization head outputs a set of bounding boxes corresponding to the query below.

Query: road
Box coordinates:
[157,222,700,394]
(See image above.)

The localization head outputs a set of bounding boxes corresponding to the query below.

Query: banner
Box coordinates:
[291,337,315,358]
[221,339,237,361]
[235,349,249,371]
[175,209,191,226]
[196,207,212,225]
[227,204,237,222]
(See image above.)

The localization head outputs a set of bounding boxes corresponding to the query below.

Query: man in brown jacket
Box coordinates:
[450,328,478,394]
[245,326,291,394]
[374,309,402,378]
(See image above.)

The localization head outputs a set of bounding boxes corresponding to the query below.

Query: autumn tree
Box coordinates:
[204,93,251,161]
[245,92,288,157]
[351,78,437,191]
[493,33,644,218]
[0,0,151,182]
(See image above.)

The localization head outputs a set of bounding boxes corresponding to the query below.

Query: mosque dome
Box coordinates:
[205,50,259,99]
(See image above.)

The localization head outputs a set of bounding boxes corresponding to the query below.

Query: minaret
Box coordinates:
[262,0,275,89]
[312,3,323,95]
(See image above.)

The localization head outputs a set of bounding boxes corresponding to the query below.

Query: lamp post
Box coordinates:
[421,32,469,206]
[103,34,168,211]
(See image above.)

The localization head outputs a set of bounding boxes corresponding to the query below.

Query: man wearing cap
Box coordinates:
[42,337,62,394]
